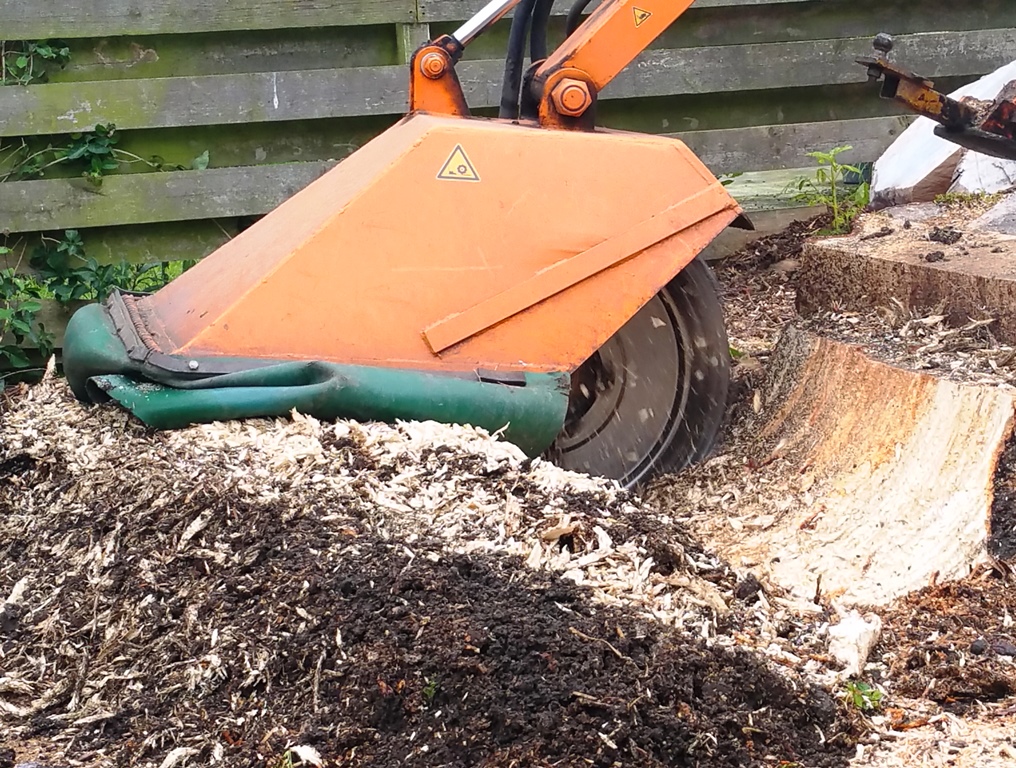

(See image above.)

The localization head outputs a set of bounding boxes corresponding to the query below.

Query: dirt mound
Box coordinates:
[0,378,860,768]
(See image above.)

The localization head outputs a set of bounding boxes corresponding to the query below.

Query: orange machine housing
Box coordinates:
[141,112,742,374]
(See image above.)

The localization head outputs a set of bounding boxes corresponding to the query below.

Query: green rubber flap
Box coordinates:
[64,302,569,458]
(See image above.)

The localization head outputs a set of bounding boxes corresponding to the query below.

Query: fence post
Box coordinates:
[397,23,432,64]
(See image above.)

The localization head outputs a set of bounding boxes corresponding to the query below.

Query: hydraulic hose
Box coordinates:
[529,0,555,62]
[499,0,538,119]
[565,0,596,37]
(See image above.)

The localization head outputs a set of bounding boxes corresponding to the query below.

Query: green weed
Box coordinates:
[788,145,870,235]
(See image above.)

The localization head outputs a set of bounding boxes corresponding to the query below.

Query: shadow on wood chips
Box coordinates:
[0,459,859,768]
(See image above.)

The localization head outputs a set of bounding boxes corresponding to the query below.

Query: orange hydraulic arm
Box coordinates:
[409,0,696,128]
[530,0,694,126]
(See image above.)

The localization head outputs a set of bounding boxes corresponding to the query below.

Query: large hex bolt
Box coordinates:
[420,52,447,79]
[551,78,592,117]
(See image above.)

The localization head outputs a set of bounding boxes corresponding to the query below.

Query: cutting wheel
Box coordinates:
[544,258,730,489]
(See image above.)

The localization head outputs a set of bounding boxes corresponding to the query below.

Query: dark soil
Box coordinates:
[928,225,963,245]
[876,573,1016,712]
[718,213,832,274]
[990,437,1016,560]
[0,485,861,768]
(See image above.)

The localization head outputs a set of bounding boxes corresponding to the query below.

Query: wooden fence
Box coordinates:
[1,0,1014,344]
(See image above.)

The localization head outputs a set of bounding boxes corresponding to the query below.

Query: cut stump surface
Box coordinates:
[797,208,1016,343]
[681,325,1015,607]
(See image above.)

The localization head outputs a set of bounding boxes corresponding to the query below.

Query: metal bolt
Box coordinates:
[552,78,592,117]
[420,52,447,79]
[188,360,200,371]
[873,33,894,57]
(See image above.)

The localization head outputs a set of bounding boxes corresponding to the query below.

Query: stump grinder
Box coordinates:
[63,0,752,489]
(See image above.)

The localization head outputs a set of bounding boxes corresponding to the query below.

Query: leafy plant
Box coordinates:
[843,680,884,712]
[0,231,195,370]
[788,145,870,235]
[2,124,211,186]
[0,249,54,369]
[422,676,439,705]
[719,171,744,187]
[30,230,197,303]
[1,39,71,85]
[934,190,1004,207]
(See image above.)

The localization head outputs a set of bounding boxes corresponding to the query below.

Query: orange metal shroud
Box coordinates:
[139,112,743,374]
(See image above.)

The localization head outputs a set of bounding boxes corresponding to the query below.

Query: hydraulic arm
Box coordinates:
[411,0,698,128]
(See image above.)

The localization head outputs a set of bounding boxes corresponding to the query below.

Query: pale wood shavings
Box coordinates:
[802,306,1016,388]
[851,699,1016,768]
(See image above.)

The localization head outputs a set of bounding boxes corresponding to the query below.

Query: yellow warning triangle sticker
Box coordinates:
[633,7,652,27]
[437,145,480,182]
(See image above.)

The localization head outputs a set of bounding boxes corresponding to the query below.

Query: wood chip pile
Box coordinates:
[0,373,860,768]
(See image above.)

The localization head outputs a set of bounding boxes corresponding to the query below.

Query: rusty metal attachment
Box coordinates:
[857,33,1016,161]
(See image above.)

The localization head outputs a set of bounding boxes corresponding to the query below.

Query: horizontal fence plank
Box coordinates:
[53,28,398,83]
[4,29,1011,137]
[0,0,416,39]
[605,27,1016,99]
[419,0,809,22]
[0,66,406,136]
[0,161,815,234]
[1,162,334,231]
[3,108,886,233]
[673,115,914,175]
[13,200,821,351]
[723,167,826,210]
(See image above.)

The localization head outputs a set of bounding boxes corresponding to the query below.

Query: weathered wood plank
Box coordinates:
[4,29,1011,136]
[12,200,825,352]
[397,23,433,64]
[0,0,415,39]
[419,0,809,22]
[673,115,915,175]
[51,28,397,83]
[604,27,1016,99]
[455,0,1014,61]
[0,66,407,136]
[1,162,336,231]
[722,167,830,211]
[0,221,235,271]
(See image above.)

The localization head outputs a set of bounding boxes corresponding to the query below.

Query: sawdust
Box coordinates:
[851,700,1016,768]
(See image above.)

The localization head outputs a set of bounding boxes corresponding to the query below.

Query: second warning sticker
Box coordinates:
[437,145,480,182]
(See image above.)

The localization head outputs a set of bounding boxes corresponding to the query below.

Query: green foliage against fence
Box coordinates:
[1,0,1014,354]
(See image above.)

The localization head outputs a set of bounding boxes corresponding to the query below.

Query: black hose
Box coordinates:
[565,0,596,37]
[499,0,538,119]
[529,0,555,62]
